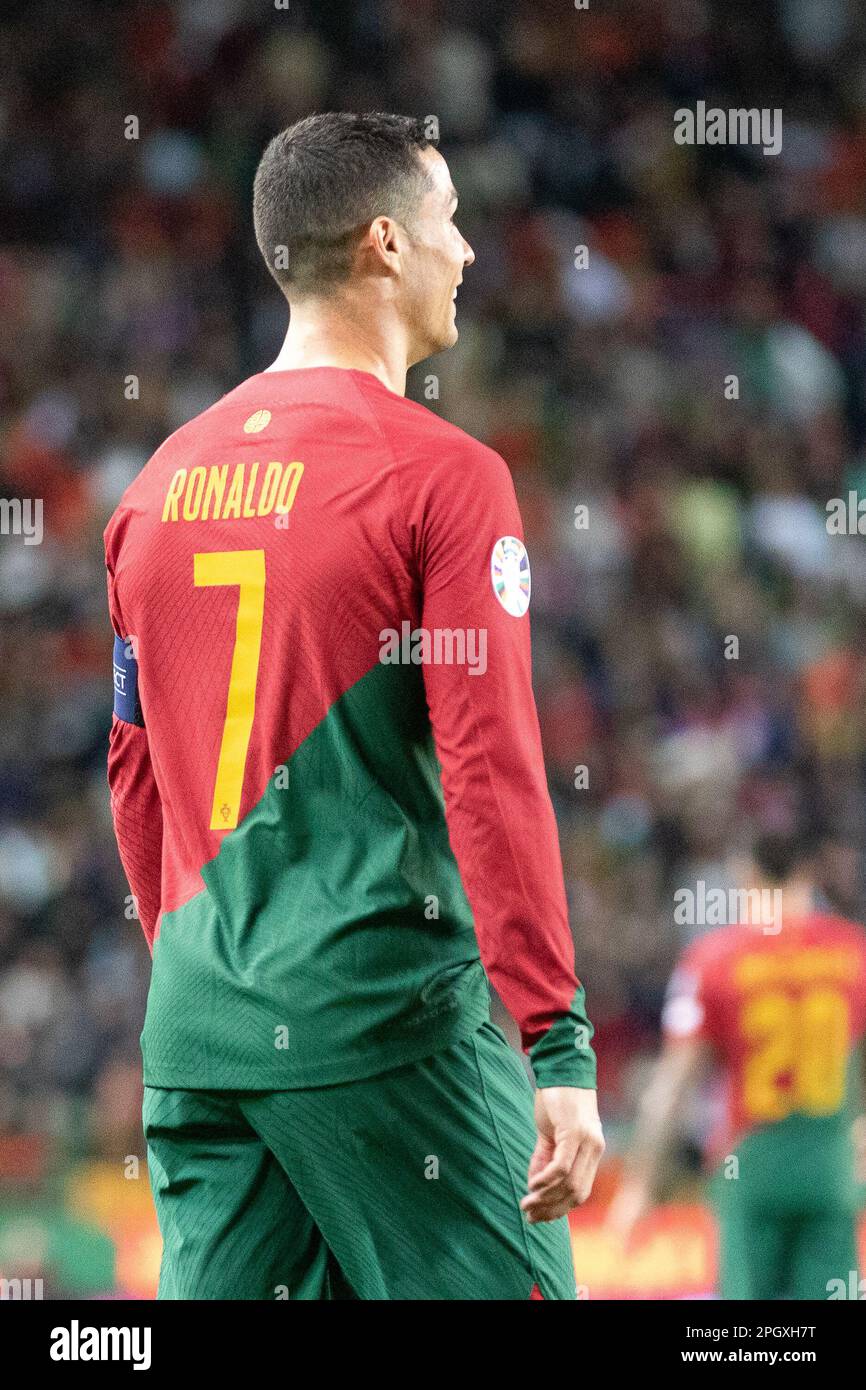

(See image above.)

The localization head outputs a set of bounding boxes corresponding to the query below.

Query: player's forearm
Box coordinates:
[107,716,164,950]
[625,1088,677,1197]
[432,719,596,1088]
[626,1048,700,1196]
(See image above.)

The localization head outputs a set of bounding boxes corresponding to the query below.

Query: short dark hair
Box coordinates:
[253,112,435,298]
[752,831,812,884]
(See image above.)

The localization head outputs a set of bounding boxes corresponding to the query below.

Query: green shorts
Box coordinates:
[717,1202,858,1300]
[143,1021,578,1300]
[712,1124,860,1300]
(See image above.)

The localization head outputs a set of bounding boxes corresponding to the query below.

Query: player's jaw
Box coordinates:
[406,249,470,361]
[402,148,474,362]
[437,229,473,351]
[438,268,464,350]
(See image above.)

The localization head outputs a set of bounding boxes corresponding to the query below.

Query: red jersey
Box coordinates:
[105,366,595,1090]
[663,911,866,1161]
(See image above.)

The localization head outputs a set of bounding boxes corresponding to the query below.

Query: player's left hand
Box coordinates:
[521,1086,605,1223]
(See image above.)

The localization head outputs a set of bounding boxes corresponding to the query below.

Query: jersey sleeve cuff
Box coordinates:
[528,986,598,1089]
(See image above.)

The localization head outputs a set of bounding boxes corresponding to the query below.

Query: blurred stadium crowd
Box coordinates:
[3,0,866,1292]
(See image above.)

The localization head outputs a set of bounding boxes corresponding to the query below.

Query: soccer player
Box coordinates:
[105,112,603,1300]
[609,833,866,1299]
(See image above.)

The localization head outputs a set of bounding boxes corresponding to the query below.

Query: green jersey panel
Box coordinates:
[142,661,491,1089]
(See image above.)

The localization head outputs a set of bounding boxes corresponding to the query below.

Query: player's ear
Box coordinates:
[367,215,404,276]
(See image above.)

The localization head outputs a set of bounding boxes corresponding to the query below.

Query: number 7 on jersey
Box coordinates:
[194,549,266,831]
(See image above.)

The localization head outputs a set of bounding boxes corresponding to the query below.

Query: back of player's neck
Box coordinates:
[266,308,408,397]
[264,350,406,398]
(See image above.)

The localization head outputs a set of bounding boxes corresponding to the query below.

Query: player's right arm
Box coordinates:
[104,532,164,952]
[608,948,714,1243]
[400,435,603,1218]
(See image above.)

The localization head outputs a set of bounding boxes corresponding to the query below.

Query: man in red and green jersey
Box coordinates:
[105,113,603,1300]
[610,834,866,1299]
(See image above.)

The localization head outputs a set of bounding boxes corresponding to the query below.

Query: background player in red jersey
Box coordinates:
[105,113,603,1299]
[609,833,866,1299]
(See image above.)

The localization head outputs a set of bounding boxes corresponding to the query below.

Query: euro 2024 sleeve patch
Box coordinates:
[490,536,531,617]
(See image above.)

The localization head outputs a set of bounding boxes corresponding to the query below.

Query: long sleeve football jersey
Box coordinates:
[105,366,596,1090]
